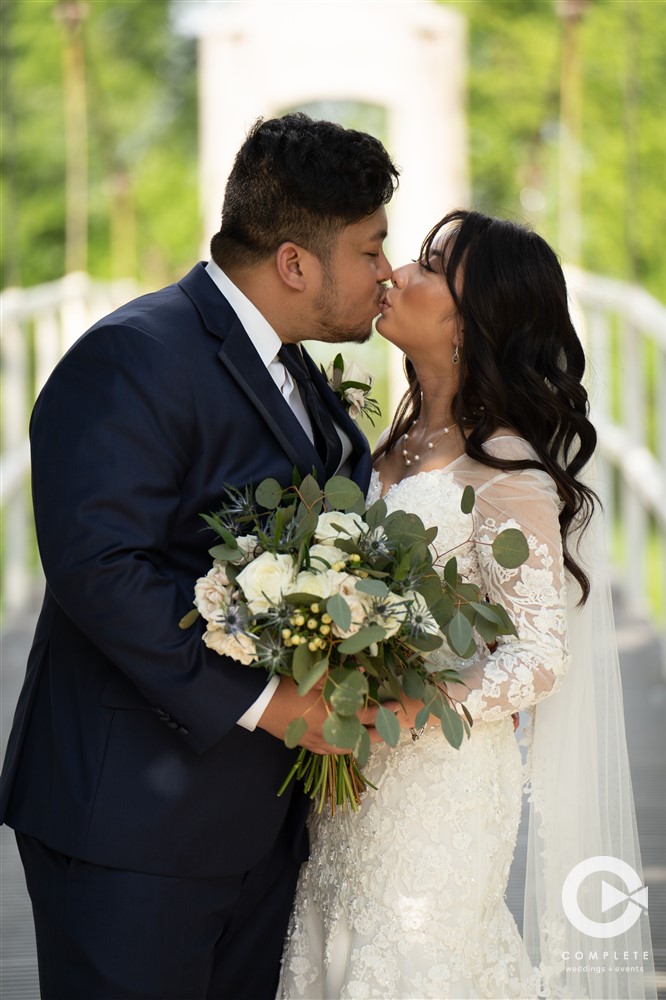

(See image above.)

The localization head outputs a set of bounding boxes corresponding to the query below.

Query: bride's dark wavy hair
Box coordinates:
[374,209,598,602]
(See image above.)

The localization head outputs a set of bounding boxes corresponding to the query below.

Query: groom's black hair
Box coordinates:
[210,112,399,267]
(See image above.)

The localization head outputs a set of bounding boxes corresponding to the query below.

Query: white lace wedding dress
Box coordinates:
[278,437,572,1000]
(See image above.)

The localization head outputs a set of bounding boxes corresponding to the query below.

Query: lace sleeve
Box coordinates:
[444,461,570,723]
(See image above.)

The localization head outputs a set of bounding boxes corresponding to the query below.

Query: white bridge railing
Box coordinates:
[565,267,666,670]
[1,271,665,667]
[1,272,136,615]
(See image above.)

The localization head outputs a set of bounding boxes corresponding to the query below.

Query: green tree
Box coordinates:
[446,0,665,298]
[0,0,199,288]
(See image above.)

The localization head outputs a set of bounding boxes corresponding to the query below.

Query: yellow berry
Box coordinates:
[307,618,318,630]
[308,640,318,652]
[282,628,292,639]
[294,614,305,627]
[320,624,331,636]
[349,553,361,563]
[310,603,320,613]
[321,613,332,625]
[283,636,292,647]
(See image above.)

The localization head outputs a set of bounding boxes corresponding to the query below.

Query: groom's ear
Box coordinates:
[275,242,313,292]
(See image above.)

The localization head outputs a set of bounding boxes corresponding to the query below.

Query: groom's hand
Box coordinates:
[257,676,387,754]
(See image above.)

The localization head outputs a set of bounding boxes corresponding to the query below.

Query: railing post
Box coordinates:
[0,290,32,613]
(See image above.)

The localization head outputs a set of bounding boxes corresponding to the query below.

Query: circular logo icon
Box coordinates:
[562,856,648,939]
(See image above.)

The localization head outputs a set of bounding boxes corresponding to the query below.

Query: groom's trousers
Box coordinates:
[17,822,301,1000]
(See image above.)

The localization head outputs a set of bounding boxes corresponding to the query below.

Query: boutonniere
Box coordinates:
[322,353,381,424]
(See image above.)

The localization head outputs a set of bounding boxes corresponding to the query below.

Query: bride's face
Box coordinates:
[375,256,460,361]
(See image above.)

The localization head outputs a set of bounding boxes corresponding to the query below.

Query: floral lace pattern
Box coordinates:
[279,442,570,999]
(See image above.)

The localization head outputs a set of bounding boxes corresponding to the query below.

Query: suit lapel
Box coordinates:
[178,264,326,482]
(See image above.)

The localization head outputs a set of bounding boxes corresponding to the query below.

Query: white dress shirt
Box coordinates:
[204,260,352,730]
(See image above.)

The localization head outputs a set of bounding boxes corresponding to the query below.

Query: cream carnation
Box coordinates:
[235,551,296,614]
[203,625,257,665]
[193,564,234,621]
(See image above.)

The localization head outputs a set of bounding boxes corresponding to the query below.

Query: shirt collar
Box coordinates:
[205,259,284,372]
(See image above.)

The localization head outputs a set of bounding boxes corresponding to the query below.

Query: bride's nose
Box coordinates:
[390,264,409,288]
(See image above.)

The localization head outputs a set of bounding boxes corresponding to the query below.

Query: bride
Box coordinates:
[278,210,655,1000]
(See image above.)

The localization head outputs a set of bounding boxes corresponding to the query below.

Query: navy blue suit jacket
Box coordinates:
[0,263,372,877]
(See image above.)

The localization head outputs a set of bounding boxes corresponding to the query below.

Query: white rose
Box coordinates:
[343,386,367,420]
[286,570,334,601]
[231,534,261,565]
[203,625,257,665]
[314,511,365,546]
[308,543,347,569]
[194,564,234,621]
[235,551,296,614]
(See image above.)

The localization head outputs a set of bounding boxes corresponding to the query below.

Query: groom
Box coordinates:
[0,113,398,999]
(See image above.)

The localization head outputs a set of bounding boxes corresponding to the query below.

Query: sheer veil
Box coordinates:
[522,496,657,998]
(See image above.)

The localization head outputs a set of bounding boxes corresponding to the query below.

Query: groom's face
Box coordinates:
[311,206,391,344]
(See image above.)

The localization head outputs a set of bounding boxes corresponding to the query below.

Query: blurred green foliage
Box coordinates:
[1,0,664,297]
[448,0,665,298]
[1,0,199,288]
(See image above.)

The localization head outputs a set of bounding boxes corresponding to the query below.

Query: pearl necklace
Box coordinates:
[401,418,456,466]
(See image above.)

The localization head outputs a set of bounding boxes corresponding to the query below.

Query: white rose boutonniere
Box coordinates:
[323,353,381,424]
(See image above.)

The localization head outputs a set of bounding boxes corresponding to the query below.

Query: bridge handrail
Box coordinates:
[2,270,665,673]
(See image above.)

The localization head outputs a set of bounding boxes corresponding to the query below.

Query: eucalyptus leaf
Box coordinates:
[337,624,386,655]
[354,578,389,597]
[208,543,242,562]
[402,671,426,700]
[415,704,431,729]
[324,477,364,511]
[448,611,473,656]
[330,673,367,715]
[492,527,529,569]
[292,642,317,683]
[375,705,401,747]
[255,478,284,510]
[178,608,200,629]
[284,717,307,749]
[364,497,387,529]
[326,593,352,632]
[406,631,443,652]
[298,474,323,509]
[323,712,362,750]
[297,658,329,696]
[460,484,476,515]
[474,613,499,645]
[444,556,458,588]
[440,702,465,749]
[470,601,504,624]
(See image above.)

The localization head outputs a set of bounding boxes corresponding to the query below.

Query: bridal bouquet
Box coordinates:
[181,473,528,812]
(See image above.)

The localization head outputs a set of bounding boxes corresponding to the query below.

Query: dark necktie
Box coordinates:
[279,343,343,477]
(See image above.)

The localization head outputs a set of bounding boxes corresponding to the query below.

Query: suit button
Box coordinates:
[177,726,189,736]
